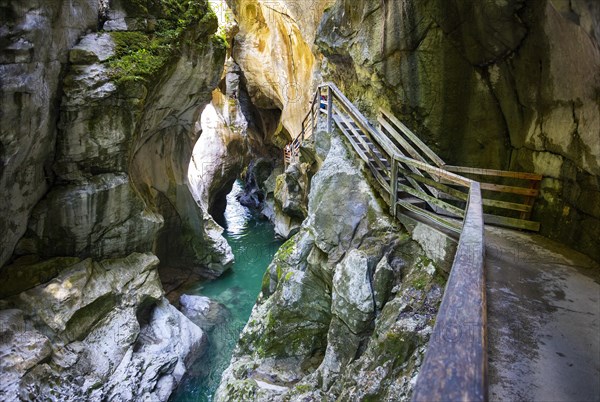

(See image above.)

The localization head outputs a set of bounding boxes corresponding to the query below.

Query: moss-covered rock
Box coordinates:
[216,130,446,401]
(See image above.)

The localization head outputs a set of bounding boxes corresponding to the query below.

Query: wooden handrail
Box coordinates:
[377,106,542,230]
[445,165,543,181]
[380,108,446,168]
[411,182,487,402]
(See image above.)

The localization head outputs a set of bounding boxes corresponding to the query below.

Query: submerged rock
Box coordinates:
[180,294,231,331]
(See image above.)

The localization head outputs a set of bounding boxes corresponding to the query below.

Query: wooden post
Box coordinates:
[327,85,333,133]
[390,157,399,217]
[310,90,316,139]
[521,179,540,220]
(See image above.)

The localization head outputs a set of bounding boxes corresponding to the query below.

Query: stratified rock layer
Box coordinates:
[0,0,99,267]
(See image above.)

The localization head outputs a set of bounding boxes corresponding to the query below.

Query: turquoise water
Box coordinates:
[169,181,282,402]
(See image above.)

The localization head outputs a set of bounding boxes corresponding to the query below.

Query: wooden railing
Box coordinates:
[378,108,542,232]
[286,82,487,401]
[444,165,541,230]
[284,89,322,167]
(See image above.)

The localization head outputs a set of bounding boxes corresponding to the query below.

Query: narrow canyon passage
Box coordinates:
[1,0,598,401]
[169,181,283,401]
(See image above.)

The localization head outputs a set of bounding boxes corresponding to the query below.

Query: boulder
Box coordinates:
[331,249,375,334]
[179,294,230,331]
[216,130,443,401]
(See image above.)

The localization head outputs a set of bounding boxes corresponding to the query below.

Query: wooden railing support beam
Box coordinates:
[327,86,333,133]
[390,157,398,217]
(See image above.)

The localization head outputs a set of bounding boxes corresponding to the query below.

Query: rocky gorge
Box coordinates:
[1,0,599,401]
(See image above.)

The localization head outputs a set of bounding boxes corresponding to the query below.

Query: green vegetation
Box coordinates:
[122,0,211,27]
[106,0,224,85]
[108,31,171,84]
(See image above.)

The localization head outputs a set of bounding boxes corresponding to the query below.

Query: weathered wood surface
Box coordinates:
[483,213,540,232]
[412,182,487,402]
[380,108,446,168]
[445,165,543,180]
[479,182,539,197]
[396,200,463,233]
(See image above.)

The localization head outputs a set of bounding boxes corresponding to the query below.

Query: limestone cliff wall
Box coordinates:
[1,0,232,272]
[0,0,99,268]
[315,0,600,260]
[226,0,333,137]
[0,0,232,399]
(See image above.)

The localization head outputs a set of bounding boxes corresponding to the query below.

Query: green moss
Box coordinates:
[223,379,258,401]
[122,0,210,24]
[412,276,427,290]
[368,330,418,370]
[212,31,229,49]
[260,270,271,295]
[293,384,312,393]
[106,0,222,85]
[275,237,296,261]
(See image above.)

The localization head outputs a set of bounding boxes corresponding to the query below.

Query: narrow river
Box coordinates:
[169,180,282,402]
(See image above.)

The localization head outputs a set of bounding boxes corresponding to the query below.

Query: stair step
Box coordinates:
[369,157,390,165]
[399,196,428,208]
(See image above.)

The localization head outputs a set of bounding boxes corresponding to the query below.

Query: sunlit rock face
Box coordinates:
[315,0,600,260]
[220,0,334,236]
[189,91,248,213]
[0,253,206,401]
[226,0,333,137]
[188,53,286,232]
